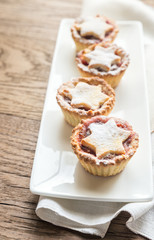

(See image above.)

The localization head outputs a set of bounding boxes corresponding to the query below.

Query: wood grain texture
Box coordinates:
[0,0,153,239]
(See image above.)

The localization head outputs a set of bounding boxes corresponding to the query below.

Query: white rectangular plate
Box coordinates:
[30,19,153,202]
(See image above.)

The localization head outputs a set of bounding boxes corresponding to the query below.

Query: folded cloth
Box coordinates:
[36,0,154,239]
[36,191,154,238]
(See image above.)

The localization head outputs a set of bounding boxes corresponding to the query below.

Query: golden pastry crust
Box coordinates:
[71,116,139,177]
[71,15,119,52]
[76,42,129,88]
[56,77,115,127]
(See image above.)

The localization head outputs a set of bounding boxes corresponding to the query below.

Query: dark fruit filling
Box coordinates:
[105,30,112,37]
[81,59,88,66]
[84,35,99,40]
[81,145,96,156]
[96,67,103,72]
[105,20,111,24]
[64,96,71,104]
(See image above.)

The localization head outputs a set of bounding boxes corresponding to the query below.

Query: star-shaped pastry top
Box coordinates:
[67,82,109,110]
[84,46,121,72]
[81,119,131,158]
[77,17,113,39]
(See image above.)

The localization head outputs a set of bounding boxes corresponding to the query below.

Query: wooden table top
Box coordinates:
[0,0,153,239]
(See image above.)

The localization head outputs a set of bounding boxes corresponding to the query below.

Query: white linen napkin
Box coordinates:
[36,0,154,238]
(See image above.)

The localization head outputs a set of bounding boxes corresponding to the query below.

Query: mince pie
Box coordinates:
[71,116,139,176]
[56,77,115,127]
[76,42,129,88]
[71,15,119,52]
